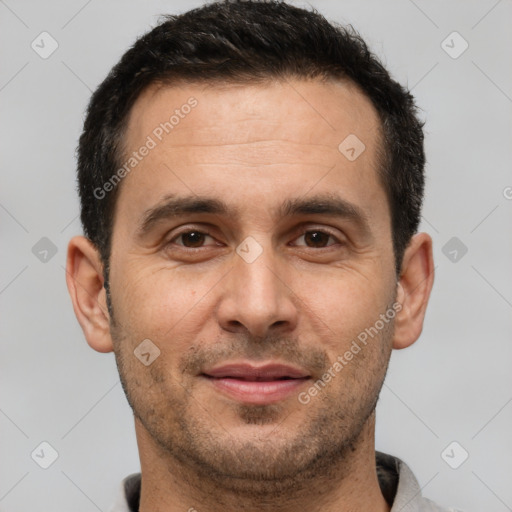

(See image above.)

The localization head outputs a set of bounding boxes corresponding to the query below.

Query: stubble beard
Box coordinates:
[109,306,394,500]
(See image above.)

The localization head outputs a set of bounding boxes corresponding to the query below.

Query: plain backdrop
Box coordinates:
[1,1,511,511]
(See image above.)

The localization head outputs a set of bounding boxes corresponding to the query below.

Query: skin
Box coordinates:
[66,77,434,512]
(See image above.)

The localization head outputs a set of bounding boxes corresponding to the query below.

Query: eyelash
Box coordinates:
[166,226,343,250]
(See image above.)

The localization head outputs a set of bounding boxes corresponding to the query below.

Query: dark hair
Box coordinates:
[77,0,425,296]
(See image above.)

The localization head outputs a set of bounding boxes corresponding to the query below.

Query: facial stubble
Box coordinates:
[108,303,395,498]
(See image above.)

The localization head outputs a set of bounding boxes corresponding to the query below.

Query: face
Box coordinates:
[107,78,398,488]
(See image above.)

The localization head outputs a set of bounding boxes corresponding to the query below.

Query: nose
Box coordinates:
[215,240,299,339]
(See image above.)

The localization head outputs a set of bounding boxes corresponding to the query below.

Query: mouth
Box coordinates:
[201,362,311,405]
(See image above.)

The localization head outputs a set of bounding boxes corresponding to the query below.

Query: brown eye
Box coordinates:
[294,230,339,248]
[303,231,331,247]
[180,231,206,247]
[171,230,215,248]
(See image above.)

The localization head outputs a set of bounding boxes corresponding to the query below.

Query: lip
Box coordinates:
[204,362,310,380]
[202,362,310,405]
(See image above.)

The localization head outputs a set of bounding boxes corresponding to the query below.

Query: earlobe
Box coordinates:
[65,236,114,353]
[392,232,434,350]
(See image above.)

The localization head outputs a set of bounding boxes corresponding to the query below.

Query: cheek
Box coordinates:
[295,267,390,350]
[114,265,213,347]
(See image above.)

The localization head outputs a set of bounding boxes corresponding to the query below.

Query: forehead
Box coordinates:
[124,78,381,156]
[114,78,386,234]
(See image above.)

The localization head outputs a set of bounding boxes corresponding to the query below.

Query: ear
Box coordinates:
[392,232,434,350]
[65,235,114,353]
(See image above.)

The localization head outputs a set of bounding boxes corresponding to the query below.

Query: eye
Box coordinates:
[168,229,217,248]
[292,229,342,248]
[165,227,343,252]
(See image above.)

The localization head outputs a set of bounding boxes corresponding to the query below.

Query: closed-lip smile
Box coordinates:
[201,361,311,404]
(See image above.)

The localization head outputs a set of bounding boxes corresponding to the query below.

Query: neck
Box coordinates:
[135,412,390,512]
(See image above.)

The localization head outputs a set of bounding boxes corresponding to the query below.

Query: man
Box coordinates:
[65,1,455,510]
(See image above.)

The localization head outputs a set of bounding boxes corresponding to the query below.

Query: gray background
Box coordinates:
[1,0,511,510]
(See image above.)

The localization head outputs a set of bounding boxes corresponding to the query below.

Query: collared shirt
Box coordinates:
[109,451,460,511]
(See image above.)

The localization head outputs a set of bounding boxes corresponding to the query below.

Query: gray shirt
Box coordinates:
[109,451,460,511]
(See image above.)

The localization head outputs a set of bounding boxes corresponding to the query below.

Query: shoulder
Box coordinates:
[376,451,463,512]
[109,473,141,512]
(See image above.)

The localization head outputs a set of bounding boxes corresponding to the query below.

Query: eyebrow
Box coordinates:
[136,192,371,238]
[137,195,233,238]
